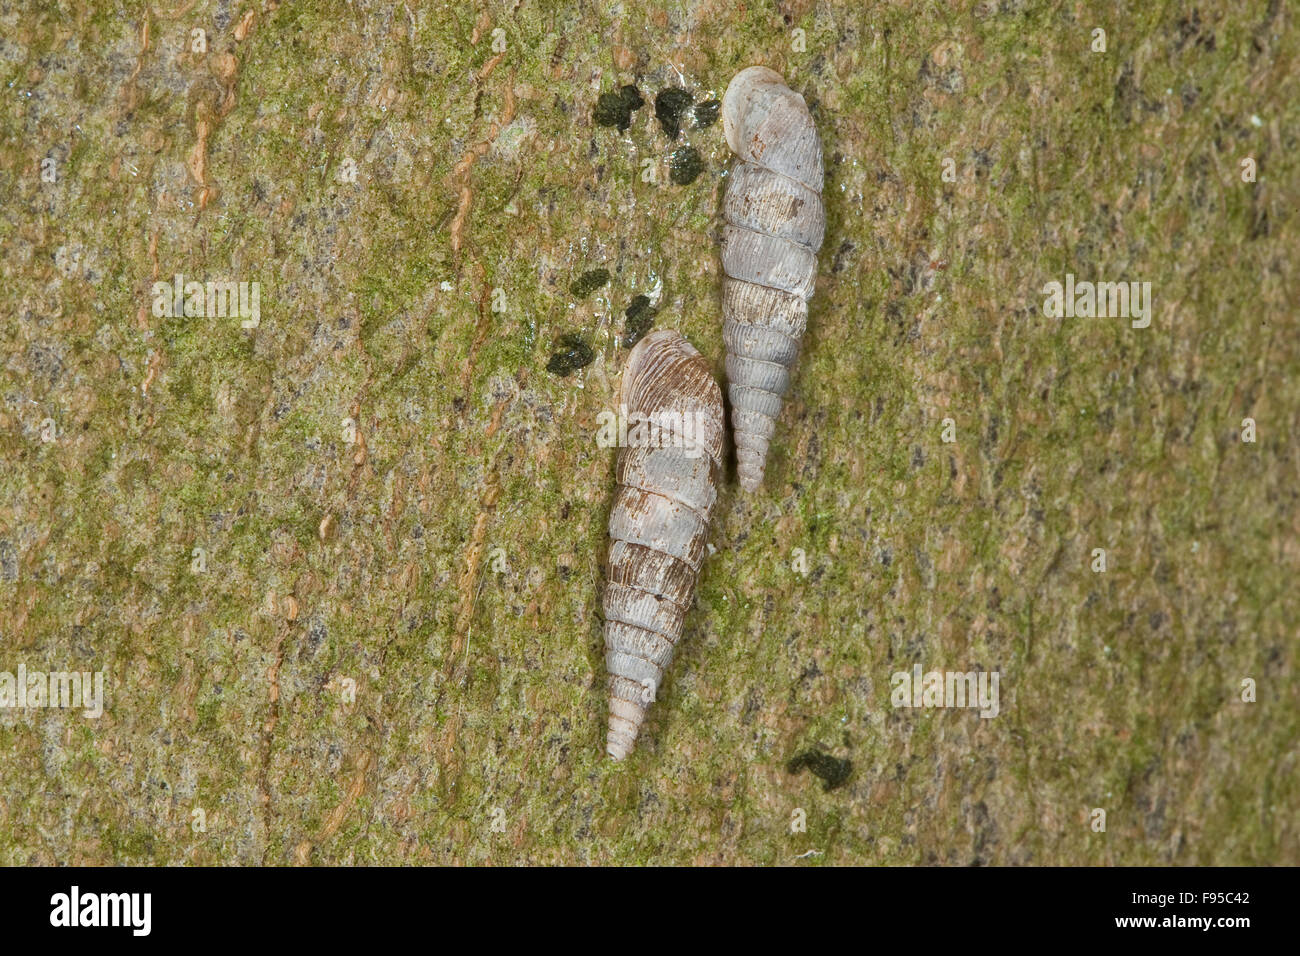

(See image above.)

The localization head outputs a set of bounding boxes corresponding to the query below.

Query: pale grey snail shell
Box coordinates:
[604,329,724,760]
[720,66,824,491]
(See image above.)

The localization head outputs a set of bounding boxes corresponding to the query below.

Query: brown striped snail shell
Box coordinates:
[720,66,824,491]
[604,329,724,760]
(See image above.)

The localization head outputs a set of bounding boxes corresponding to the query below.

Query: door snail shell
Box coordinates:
[720,66,825,491]
[603,329,725,760]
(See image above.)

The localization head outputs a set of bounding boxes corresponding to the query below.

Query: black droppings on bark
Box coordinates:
[787,750,853,791]
[669,146,704,185]
[655,87,694,138]
[594,85,644,132]
[570,268,610,297]
[546,334,595,376]
[621,294,658,347]
[692,99,720,128]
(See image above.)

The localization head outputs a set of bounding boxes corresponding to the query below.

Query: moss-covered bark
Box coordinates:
[0,0,1296,864]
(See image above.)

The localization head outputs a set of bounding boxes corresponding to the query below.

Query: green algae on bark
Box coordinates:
[0,0,1295,868]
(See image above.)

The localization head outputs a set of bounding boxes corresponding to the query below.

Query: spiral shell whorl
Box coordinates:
[604,330,723,760]
[720,67,823,491]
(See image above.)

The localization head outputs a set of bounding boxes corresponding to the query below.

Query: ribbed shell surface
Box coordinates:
[604,330,724,760]
[720,66,824,491]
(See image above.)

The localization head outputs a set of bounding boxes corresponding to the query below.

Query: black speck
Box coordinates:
[569,268,610,297]
[0,541,17,583]
[621,294,658,347]
[593,85,644,132]
[306,620,327,654]
[787,750,852,791]
[831,239,857,274]
[546,333,595,376]
[669,146,704,185]
[655,87,694,139]
[27,343,63,385]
